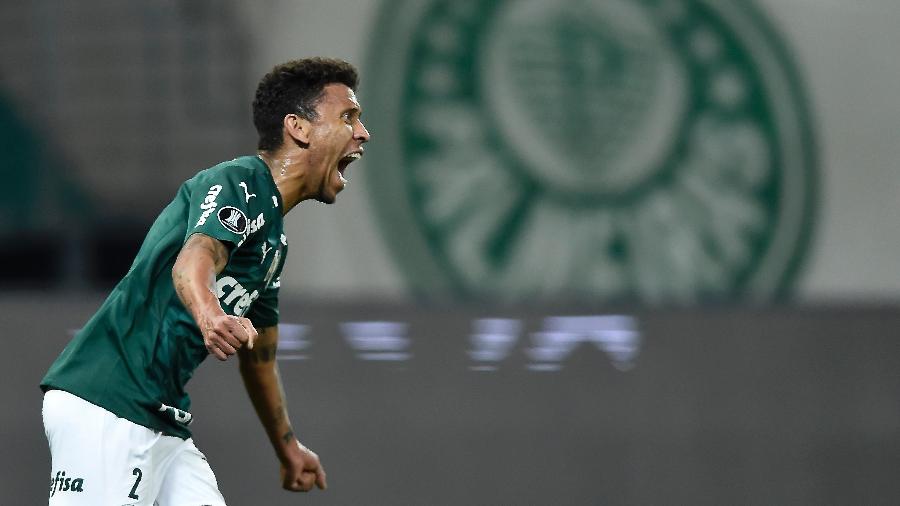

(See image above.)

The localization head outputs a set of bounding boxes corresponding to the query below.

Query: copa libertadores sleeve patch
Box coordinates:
[187,167,255,247]
[217,206,248,235]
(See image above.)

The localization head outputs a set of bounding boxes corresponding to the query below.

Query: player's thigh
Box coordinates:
[43,390,161,506]
[156,439,226,506]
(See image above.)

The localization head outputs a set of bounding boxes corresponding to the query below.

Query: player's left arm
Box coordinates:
[237,325,327,492]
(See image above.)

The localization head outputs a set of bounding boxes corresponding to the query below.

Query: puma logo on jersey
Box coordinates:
[239,181,256,202]
[264,249,281,286]
[49,471,85,497]
[216,276,260,316]
[195,184,223,227]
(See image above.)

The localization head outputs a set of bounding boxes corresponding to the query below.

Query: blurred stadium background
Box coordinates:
[2,1,899,504]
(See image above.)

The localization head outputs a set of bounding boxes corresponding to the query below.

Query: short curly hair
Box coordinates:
[252,58,360,151]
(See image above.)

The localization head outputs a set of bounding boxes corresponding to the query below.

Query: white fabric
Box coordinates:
[43,390,226,506]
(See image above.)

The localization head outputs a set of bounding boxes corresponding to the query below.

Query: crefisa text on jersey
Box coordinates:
[215,276,260,316]
[235,212,266,248]
[245,213,265,238]
[49,470,85,497]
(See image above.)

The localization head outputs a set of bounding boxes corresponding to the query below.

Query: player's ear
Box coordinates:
[284,114,311,145]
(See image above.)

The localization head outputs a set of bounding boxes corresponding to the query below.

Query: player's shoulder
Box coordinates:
[191,155,263,184]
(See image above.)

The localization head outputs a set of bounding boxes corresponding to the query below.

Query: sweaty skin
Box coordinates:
[173,232,325,491]
[239,326,327,491]
[260,83,370,210]
[170,81,367,494]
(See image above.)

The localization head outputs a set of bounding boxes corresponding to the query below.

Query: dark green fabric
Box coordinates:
[42,155,287,438]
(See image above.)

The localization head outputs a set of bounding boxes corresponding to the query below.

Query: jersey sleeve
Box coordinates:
[245,276,280,328]
[184,167,253,249]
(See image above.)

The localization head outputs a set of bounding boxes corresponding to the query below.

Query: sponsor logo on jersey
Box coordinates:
[217,206,248,235]
[247,213,265,236]
[49,470,85,497]
[216,276,260,316]
[237,213,267,247]
[158,402,193,425]
[195,184,223,227]
[364,0,817,303]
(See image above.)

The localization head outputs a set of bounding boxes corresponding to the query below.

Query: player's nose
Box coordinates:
[355,120,370,143]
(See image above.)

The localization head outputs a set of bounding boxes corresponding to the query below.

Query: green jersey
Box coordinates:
[41,155,287,439]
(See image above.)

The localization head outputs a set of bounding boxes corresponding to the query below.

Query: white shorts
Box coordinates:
[42,389,226,506]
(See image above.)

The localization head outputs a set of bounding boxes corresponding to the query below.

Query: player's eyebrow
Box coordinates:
[342,105,362,117]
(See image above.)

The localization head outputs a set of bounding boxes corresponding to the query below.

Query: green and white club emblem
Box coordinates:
[365,0,817,303]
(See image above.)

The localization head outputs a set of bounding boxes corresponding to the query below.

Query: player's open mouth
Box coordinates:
[337,152,363,184]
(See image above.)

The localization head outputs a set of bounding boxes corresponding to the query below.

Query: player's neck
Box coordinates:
[258,148,316,215]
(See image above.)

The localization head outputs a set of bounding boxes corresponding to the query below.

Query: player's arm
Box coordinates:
[172,232,258,360]
[238,325,327,492]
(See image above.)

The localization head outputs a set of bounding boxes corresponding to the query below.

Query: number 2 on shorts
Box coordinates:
[128,467,143,500]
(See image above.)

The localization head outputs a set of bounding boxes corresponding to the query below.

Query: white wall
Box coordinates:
[756,0,900,301]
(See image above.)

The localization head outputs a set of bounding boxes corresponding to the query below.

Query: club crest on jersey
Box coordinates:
[217,206,248,235]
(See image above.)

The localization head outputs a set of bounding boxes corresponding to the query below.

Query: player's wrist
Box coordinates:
[278,447,303,468]
[275,432,304,462]
[195,299,227,325]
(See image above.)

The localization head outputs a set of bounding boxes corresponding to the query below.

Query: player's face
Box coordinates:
[307,83,370,204]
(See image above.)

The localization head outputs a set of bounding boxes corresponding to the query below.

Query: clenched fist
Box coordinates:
[281,441,327,492]
[202,314,258,360]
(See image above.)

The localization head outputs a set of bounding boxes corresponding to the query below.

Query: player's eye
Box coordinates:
[342,110,360,125]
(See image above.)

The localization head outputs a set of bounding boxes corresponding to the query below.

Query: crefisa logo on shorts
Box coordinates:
[364,0,817,304]
[49,470,85,497]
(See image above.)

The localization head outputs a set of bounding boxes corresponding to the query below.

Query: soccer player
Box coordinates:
[40,57,369,505]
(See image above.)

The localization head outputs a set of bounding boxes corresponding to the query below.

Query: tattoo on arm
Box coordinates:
[240,326,294,450]
[244,327,278,363]
[248,344,277,363]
